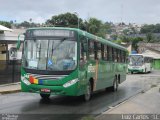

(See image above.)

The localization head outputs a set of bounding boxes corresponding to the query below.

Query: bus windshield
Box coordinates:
[23,39,77,71]
[129,55,143,66]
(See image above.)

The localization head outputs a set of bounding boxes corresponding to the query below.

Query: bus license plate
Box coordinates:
[41,88,51,93]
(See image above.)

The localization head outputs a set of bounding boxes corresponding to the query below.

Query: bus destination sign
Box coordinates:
[32,29,75,37]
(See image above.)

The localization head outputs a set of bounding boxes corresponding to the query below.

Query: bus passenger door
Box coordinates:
[78,37,88,95]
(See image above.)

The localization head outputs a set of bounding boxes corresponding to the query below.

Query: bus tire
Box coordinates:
[111,77,118,92]
[131,72,133,74]
[84,82,92,101]
[40,93,50,99]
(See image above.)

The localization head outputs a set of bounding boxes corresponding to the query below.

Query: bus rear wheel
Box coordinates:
[40,93,50,99]
[84,82,92,101]
[111,77,118,92]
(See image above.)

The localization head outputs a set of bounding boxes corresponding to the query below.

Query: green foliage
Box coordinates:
[113,39,122,44]
[131,37,143,51]
[46,13,111,38]
[87,17,110,38]
[123,29,130,35]
[119,36,131,43]
[140,24,160,33]
[145,32,154,43]
[0,21,11,28]
[17,21,38,28]
[88,18,102,34]
[119,35,143,51]
[46,12,82,28]
[0,31,4,34]
[110,34,118,40]
[81,116,95,120]
[105,22,112,34]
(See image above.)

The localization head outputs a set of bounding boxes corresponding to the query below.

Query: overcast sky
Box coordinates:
[0,0,160,24]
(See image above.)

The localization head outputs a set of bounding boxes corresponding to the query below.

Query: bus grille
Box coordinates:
[27,73,68,80]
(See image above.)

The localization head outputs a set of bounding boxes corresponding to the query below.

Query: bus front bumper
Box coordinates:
[21,81,79,96]
[128,69,144,73]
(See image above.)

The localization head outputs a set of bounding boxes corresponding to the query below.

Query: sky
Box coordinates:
[0,0,160,24]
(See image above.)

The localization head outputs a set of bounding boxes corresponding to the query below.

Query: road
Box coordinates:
[0,70,160,120]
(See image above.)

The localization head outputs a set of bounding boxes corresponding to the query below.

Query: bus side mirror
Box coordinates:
[16,33,24,50]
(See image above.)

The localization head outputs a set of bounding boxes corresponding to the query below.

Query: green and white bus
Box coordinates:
[128,54,152,74]
[19,27,128,101]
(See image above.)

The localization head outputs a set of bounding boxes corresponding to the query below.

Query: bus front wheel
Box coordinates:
[40,93,50,99]
[84,82,92,101]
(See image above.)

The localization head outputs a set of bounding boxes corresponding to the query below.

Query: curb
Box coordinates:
[0,89,21,95]
[100,85,159,115]
[104,92,142,114]
[0,82,20,87]
[0,82,21,95]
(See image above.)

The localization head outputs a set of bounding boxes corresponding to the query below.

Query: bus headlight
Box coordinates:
[63,78,79,88]
[21,76,31,85]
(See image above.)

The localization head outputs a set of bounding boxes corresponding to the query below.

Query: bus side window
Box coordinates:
[80,37,87,61]
[120,50,123,63]
[103,45,108,61]
[108,46,112,61]
[122,52,126,63]
[88,40,94,60]
[96,42,101,60]
[101,44,104,60]
[123,52,127,63]
[117,50,120,62]
[114,48,117,62]
[107,46,110,61]
[112,48,115,62]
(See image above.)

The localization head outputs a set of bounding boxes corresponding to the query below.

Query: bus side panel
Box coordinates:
[96,61,114,90]
[118,63,127,83]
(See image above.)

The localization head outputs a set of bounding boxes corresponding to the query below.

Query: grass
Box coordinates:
[81,116,95,120]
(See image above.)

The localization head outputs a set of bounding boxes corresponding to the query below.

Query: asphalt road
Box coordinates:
[0,70,160,120]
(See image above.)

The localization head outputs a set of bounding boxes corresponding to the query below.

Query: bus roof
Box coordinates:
[26,27,127,52]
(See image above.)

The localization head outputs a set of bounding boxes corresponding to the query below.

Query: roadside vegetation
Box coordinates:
[1,12,160,52]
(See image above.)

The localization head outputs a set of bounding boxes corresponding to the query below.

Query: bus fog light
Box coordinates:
[63,78,79,88]
[21,76,31,85]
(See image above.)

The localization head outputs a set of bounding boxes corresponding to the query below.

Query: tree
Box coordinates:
[113,39,122,44]
[131,37,143,51]
[87,18,102,34]
[46,12,82,28]
[17,21,38,28]
[118,35,143,52]
[19,21,30,28]
[104,22,112,34]
[110,34,118,40]
[87,17,108,38]
[140,24,154,33]
[46,13,109,38]
[140,24,160,34]
[0,21,12,28]
[146,32,154,43]
[29,18,32,23]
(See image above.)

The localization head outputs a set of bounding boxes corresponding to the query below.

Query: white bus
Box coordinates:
[128,54,152,74]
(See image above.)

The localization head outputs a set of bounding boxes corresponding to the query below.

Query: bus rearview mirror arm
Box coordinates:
[16,33,24,50]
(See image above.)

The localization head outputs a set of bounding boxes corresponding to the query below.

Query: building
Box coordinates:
[138,43,160,69]
[0,25,25,84]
